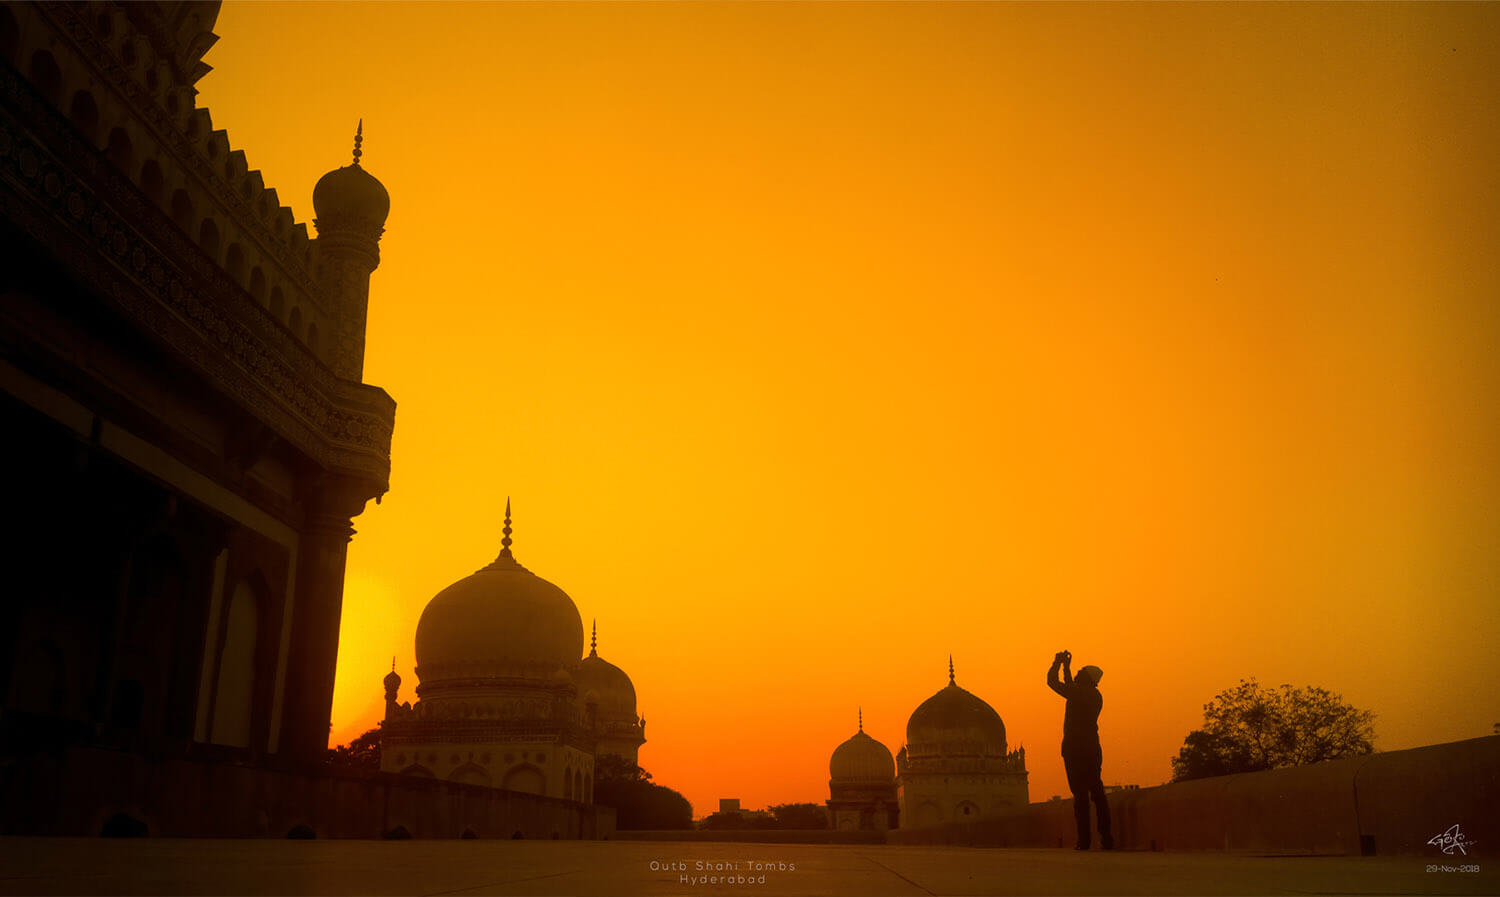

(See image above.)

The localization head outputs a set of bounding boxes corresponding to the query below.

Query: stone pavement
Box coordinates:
[0,838,1493,896]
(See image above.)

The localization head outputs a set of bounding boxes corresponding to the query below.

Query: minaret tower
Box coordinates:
[312,121,390,380]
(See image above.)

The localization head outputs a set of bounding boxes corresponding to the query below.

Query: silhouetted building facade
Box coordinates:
[0,1,395,834]
[380,507,645,800]
[897,659,1029,827]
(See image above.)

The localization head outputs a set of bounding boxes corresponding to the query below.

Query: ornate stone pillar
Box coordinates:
[281,474,376,760]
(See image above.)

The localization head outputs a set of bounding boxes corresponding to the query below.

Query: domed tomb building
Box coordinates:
[380,507,645,800]
[896,658,1028,827]
[574,622,646,765]
[826,711,899,831]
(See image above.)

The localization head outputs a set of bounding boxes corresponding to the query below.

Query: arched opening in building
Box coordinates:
[198,218,220,260]
[288,306,302,336]
[397,764,434,778]
[269,285,285,321]
[28,51,62,104]
[955,800,979,820]
[69,90,100,145]
[107,127,133,173]
[306,322,319,355]
[208,579,258,748]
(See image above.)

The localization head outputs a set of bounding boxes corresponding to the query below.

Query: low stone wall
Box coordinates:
[889,736,1499,856]
[613,829,885,844]
[0,745,614,840]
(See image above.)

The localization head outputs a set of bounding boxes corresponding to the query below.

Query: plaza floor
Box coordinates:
[0,838,1493,896]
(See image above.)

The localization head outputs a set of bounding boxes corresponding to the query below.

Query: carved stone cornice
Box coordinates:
[36,1,329,314]
[0,67,394,495]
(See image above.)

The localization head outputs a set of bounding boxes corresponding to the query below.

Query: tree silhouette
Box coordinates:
[593,759,692,829]
[1172,679,1375,781]
[327,725,382,771]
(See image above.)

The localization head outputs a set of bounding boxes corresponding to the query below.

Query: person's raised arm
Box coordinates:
[1048,652,1068,696]
[1062,650,1073,686]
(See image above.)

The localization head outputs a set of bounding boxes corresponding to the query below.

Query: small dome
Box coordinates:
[574,623,638,722]
[907,664,1007,750]
[414,548,583,682]
[312,122,389,233]
[383,667,401,689]
[830,729,895,782]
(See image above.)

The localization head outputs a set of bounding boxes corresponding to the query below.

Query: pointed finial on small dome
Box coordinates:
[949,654,955,685]
[590,620,598,657]
[352,119,363,166]
[500,497,513,557]
[391,656,396,672]
[858,707,863,732]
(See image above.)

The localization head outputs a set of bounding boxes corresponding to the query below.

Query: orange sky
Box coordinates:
[196,1,1500,814]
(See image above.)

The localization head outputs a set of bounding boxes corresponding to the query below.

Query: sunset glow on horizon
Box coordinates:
[195,1,1499,814]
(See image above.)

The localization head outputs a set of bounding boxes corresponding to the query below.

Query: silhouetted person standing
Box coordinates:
[1048,650,1112,850]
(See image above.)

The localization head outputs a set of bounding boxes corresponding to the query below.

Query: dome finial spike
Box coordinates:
[590,619,598,657]
[352,119,363,166]
[949,654,955,685]
[500,496,514,557]
[391,655,396,672]
[858,707,863,732]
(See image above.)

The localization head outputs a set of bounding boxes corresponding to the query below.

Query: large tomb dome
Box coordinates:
[906,657,1008,750]
[414,506,583,683]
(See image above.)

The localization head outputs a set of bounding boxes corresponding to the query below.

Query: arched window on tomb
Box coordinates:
[139,159,164,206]
[269,286,285,322]
[28,50,62,105]
[69,90,100,145]
[563,768,573,799]
[107,128,133,173]
[306,322,319,356]
[584,773,592,804]
[198,218,220,261]
[208,579,259,748]
[288,306,302,336]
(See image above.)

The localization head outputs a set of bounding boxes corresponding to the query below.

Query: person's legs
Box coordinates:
[1063,754,1091,849]
[1088,753,1113,848]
